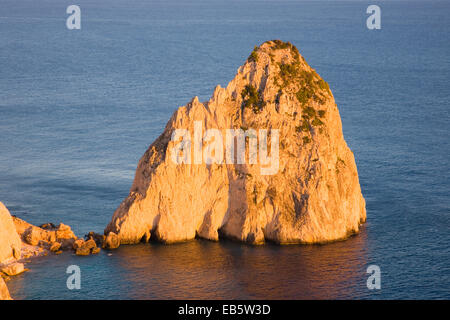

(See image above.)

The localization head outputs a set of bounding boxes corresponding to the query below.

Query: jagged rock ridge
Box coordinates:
[105,40,366,244]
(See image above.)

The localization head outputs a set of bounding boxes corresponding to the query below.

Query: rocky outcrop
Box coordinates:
[12,216,76,248]
[0,201,103,298]
[0,203,25,300]
[1,263,25,276]
[107,40,366,245]
[12,216,86,256]
[86,232,106,247]
[1,201,80,263]
[75,239,99,256]
[0,202,22,263]
[103,232,120,249]
[70,233,104,256]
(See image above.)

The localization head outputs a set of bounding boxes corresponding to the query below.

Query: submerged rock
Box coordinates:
[103,40,366,244]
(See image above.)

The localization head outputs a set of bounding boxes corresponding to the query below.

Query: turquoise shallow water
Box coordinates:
[0,0,449,299]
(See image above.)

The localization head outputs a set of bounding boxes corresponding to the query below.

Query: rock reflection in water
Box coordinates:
[113,232,369,299]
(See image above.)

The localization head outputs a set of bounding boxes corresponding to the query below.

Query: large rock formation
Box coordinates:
[105,40,366,245]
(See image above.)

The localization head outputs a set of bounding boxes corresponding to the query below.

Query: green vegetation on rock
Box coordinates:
[311,117,324,127]
[241,85,265,113]
[316,79,331,94]
[248,46,259,63]
[269,40,300,60]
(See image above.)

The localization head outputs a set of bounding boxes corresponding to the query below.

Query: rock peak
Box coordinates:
[248,40,302,61]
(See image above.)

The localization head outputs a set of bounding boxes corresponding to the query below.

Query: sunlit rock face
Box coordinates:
[0,276,11,300]
[0,202,21,264]
[105,40,366,245]
[1,202,79,262]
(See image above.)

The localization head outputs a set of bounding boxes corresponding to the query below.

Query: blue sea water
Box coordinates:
[0,0,449,299]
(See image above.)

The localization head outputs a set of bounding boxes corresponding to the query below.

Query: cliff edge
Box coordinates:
[0,202,21,263]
